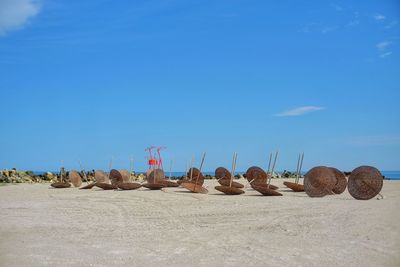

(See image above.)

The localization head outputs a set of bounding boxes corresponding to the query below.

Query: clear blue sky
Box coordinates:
[0,0,399,172]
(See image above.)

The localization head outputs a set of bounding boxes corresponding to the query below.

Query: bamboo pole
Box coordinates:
[189,156,194,181]
[248,153,272,186]
[185,160,189,179]
[229,153,238,188]
[169,159,174,180]
[267,153,273,175]
[194,152,206,188]
[294,153,301,184]
[129,157,134,182]
[108,157,113,181]
[78,160,89,184]
[296,152,304,184]
[268,151,279,188]
[60,160,64,182]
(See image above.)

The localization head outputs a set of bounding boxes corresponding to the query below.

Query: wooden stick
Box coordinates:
[268,151,279,187]
[195,152,206,187]
[189,156,194,181]
[296,152,304,184]
[295,153,301,184]
[78,160,89,184]
[185,160,189,179]
[199,152,206,171]
[169,159,174,180]
[108,157,113,181]
[129,157,134,182]
[267,153,273,174]
[248,153,273,186]
[230,152,237,188]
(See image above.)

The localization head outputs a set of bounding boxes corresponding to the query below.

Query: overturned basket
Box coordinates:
[68,170,82,188]
[142,169,167,190]
[348,166,383,200]
[117,182,142,190]
[283,181,304,192]
[181,181,208,194]
[80,182,97,190]
[95,183,118,190]
[251,184,282,196]
[94,170,109,183]
[51,182,71,188]
[330,167,347,194]
[215,167,244,189]
[215,185,244,195]
[304,166,336,197]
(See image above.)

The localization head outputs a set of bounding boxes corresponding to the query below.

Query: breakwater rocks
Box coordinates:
[0,169,145,184]
[0,169,207,184]
[0,169,292,184]
[1,169,40,183]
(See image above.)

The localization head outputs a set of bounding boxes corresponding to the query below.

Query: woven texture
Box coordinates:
[348,166,383,200]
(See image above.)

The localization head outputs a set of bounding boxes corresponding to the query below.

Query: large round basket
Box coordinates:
[95,182,118,190]
[119,169,132,183]
[246,166,268,185]
[142,183,166,190]
[348,166,383,200]
[147,169,165,184]
[218,178,244,188]
[304,166,336,197]
[181,182,208,194]
[51,182,71,188]
[69,170,82,187]
[283,181,304,192]
[95,170,109,183]
[110,169,123,186]
[215,185,244,195]
[251,185,282,196]
[330,167,347,194]
[158,180,179,187]
[79,182,97,189]
[117,182,142,190]
[187,168,205,185]
[215,167,231,180]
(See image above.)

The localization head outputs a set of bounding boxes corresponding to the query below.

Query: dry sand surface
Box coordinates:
[1,179,399,267]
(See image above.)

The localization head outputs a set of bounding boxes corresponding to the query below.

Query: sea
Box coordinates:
[32,170,400,180]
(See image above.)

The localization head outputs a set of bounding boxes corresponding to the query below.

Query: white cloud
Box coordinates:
[376,41,393,58]
[346,20,360,27]
[376,41,392,50]
[274,106,325,117]
[380,51,392,58]
[374,14,386,21]
[331,4,344,12]
[0,0,41,36]
[385,20,398,29]
[321,26,338,34]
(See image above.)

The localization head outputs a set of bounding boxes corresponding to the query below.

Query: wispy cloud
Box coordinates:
[346,12,361,27]
[275,106,325,117]
[385,20,398,29]
[0,0,41,36]
[376,41,393,58]
[330,3,344,12]
[299,23,339,34]
[376,41,392,50]
[346,20,360,27]
[373,14,386,21]
[321,26,338,34]
[380,51,392,58]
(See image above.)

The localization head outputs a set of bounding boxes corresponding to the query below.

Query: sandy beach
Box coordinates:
[0,179,399,267]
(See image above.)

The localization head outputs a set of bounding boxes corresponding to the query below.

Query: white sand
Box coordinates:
[0,179,399,267]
